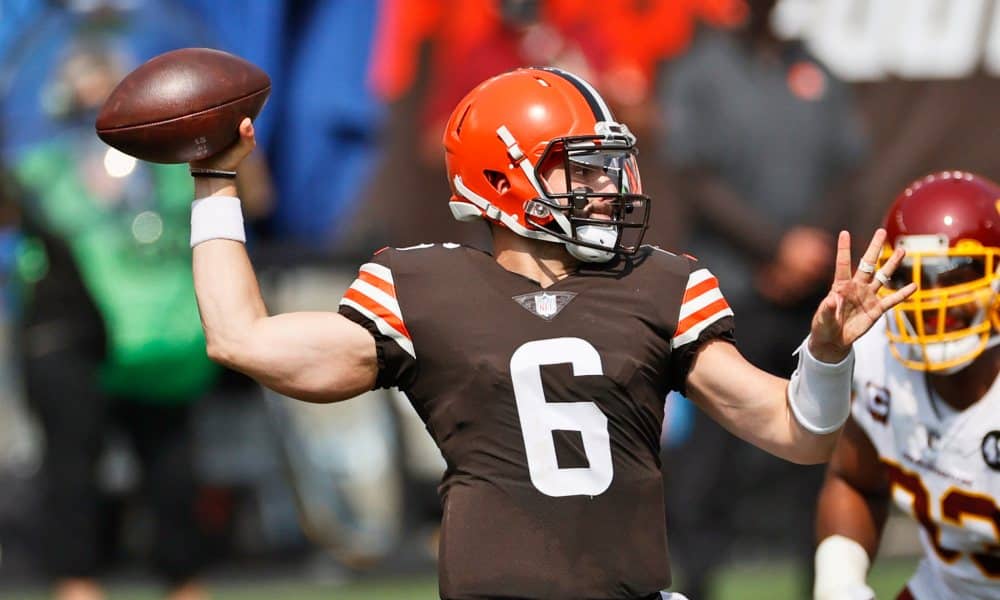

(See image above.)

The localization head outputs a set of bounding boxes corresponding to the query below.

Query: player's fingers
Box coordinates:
[878,282,917,312]
[237,118,256,155]
[870,247,905,290]
[855,228,886,283]
[190,120,255,170]
[833,230,852,282]
[239,117,254,139]
[814,292,839,326]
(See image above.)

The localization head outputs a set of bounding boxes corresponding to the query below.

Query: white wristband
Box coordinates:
[787,336,854,435]
[814,535,873,600]
[190,195,246,247]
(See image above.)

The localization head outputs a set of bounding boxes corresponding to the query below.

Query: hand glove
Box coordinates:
[814,535,874,600]
[814,583,875,600]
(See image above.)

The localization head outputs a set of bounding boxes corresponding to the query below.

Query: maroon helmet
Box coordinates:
[879,171,1000,372]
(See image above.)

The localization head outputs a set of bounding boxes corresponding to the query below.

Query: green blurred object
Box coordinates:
[12,140,217,403]
[14,235,49,284]
[710,557,917,599]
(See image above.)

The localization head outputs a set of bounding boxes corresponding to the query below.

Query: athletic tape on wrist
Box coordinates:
[786,336,854,435]
[814,535,871,599]
[190,195,245,247]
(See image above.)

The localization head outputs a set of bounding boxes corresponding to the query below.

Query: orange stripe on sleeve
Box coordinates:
[682,276,719,303]
[343,288,412,341]
[358,270,396,297]
[675,298,731,337]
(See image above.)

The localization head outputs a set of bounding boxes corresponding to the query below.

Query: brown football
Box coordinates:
[95,47,270,164]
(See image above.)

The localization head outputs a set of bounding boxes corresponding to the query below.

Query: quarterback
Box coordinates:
[815,171,1000,600]
[185,67,913,599]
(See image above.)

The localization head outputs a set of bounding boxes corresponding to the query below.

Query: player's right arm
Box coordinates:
[813,416,890,600]
[189,118,378,403]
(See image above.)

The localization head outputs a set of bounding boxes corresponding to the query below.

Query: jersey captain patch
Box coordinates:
[982,431,1000,471]
[863,381,891,424]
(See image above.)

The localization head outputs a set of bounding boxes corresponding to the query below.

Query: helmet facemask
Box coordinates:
[879,237,1000,373]
[527,131,650,263]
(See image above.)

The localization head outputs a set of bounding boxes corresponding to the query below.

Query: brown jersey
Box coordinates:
[338,243,735,600]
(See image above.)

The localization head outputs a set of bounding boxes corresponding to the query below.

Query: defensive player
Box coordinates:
[187,67,913,599]
[814,171,1000,600]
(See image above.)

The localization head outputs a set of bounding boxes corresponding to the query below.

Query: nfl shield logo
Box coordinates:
[535,293,558,318]
[512,291,577,321]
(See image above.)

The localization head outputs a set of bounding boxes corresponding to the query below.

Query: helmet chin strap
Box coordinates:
[567,224,617,263]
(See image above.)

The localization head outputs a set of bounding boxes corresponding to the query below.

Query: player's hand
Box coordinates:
[808,228,916,363]
[190,117,256,172]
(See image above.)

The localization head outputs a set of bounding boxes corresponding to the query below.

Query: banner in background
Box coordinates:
[775,0,1000,80]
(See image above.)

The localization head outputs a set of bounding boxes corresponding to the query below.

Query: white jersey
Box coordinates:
[852,319,1000,599]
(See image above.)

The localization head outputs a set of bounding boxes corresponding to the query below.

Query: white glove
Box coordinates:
[660,593,690,600]
[814,535,875,600]
[814,583,875,600]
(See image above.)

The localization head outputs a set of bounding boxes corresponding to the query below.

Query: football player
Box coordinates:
[186,67,913,600]
[814,171,1000,600]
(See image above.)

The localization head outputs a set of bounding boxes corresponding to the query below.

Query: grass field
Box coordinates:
[1,558,917,599]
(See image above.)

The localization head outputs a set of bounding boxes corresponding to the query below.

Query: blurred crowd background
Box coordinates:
[0,0,999,598]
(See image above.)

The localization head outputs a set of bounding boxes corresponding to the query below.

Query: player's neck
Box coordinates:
[491,226,578,288]
[927,346,1000,412]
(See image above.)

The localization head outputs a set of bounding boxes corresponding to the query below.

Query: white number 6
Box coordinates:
[510,337,614,497]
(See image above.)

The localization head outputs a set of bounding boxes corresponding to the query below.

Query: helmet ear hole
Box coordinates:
[484,170,510,195]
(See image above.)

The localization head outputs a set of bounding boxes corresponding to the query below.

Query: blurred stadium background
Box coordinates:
[1,0,998,598]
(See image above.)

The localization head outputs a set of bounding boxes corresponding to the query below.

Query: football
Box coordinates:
[95,47,270,164]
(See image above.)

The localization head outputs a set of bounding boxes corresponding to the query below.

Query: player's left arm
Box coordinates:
[685,229,915,464]
[813,416,889,600]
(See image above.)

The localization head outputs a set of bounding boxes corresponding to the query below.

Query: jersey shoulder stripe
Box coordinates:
[672,267,733,349]
[339,262,415,358]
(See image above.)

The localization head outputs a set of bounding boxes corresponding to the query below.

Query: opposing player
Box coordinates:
[814,171,1000,600]
[187,67,913,599]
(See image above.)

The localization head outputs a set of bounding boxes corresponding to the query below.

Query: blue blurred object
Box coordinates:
[662,391,694,448]
[179,0,385,246]
[171,0,285,151]
[0,225,23,316]
[3,0,384,246]
[0,1,218,162]
[0,0,44,55]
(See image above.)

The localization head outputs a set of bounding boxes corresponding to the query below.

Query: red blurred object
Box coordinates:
[368,0,748,106]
